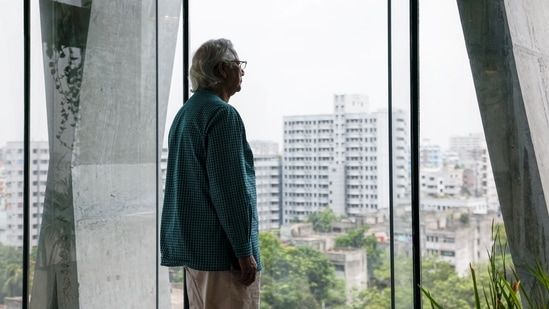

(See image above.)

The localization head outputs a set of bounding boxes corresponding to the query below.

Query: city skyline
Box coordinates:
[1,0,482,150]
[1,1,544,308]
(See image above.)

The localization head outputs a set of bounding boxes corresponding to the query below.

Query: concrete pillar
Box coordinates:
[32,0,180,308]
[457,0,549,301]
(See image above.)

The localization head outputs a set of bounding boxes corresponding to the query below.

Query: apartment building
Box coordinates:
[420,197,490,215]
[366,204,496,276]
[1,141,49,247]
[249,141,282,231]
[420,142,444,168]
[449,134,499,211]
[161,140,282,231]
[0,161,6,197]
[282,94,410,223]
[421,210,495,276]
[421,166,464,197]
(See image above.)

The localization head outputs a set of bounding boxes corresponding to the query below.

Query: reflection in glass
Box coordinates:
[31,1,90,307]
[31,0,181,308]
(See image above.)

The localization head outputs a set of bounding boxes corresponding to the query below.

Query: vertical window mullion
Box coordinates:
[183,0,190,102]
[387,0,396,308]
[182,2,190,309]
[23,0,31,308]
[155,0,160,308]
[410,0,421,307]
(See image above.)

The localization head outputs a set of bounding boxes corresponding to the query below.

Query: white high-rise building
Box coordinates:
[449,133,485,161]
[161,141,282,231]
[0,160,7,245]
[2,141,49,247]
[479,146,499,210]
[249,141,281,231]
[161,147,168,192]
[0,161,6,199]
[282,94,410,223]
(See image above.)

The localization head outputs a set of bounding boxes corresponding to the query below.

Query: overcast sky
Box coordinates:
[1,0,481,150]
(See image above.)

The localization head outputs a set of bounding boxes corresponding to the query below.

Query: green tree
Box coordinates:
[335,227,385,281]
[348,288,391,309]
[350,254,475,309]
[0,244,38,302]
[350,254,413,309]
[0,243,23,300]
[292,246,344,305]
[2,263,23,297]
[335,226,368,248]
[459,213,470,225]
[307,206,337,233]
[420,255,474,308]
[259,232,346,309]
[259,231,281,273]
[261,273,320,309]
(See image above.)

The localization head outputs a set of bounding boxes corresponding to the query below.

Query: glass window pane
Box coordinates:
[390,1,415,307]
[0,2,24,308]
[172,0,397,307]
[419,1,504,307]
[158,1,185,307]
[27,0,180,307]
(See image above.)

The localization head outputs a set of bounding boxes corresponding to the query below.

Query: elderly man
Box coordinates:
[160,38,261,308]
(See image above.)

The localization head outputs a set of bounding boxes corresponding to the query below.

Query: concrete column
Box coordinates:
[32,0,180,308]
[457,0,549,302]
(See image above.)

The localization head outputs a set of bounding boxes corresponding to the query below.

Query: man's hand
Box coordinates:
[237,255,258,286]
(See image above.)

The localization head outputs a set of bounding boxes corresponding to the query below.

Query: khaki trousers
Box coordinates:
[185,267,260,309]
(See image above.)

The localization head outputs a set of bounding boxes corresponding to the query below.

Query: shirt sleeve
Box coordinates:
[205,105,254,258]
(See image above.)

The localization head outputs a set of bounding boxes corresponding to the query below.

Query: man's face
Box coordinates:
[225,51,245,94]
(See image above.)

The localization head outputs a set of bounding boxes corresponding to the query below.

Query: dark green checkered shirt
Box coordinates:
[160,89,262,271]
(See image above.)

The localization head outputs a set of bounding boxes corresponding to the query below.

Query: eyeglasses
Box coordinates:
[229,60,247,70]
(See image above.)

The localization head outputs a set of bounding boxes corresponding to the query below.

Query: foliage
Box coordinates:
[44,2,91,149]
[2,264,22,298]
[478,222,521,308]
[419,256,475,308]
[420,221,549,309]
[171,267,184,284]
[335,226,384,281]
[261,274,320,309]
[350,253,475,309]
[259,232,346,309]
[307,206,337,233]
[335,226,368,248]
[364,234,385,279]
[0,245,37,303]
[459,213,470,225]
[47,41,84,150]
[524,260,549,308]
[350,254,414,309]
[348,288,391,309]
[0,244,23,301]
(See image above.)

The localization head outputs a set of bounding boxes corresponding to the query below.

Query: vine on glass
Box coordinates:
[47,46,83,150]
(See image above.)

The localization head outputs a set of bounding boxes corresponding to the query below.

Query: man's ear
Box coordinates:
[216,62,228,79]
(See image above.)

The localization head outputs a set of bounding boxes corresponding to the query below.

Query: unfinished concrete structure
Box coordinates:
[31,0,180,307]
[457,0,549,302]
